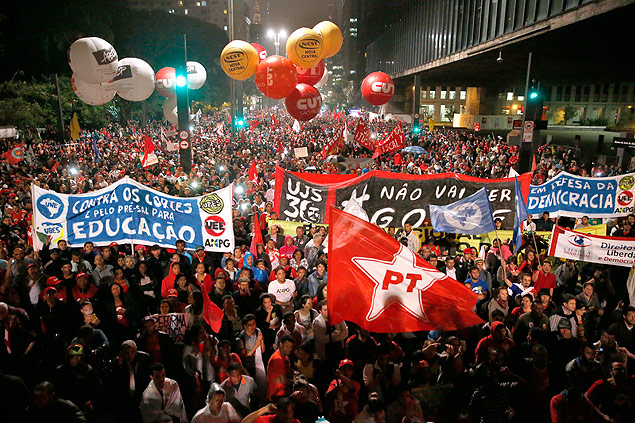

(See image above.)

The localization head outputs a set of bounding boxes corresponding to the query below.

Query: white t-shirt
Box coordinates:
[191,402,240,423]
[268,279,296,303]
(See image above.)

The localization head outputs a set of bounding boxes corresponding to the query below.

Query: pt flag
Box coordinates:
[2,142,25,165]
[372,122,405,158]
[328,207,482,332]
[248,161,259,185]
[548,225,635,268]
[429,187,495,235]
[321,126,344,158]
[142,134,158,167]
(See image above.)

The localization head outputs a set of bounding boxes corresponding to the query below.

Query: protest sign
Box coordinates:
[549,225,635,267]
[527,172,635,218]
[273,167,532,230]
[32,177,234,251]
[151,313,189,342]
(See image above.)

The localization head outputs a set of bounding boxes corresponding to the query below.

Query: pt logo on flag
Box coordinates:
[351,245,438,322]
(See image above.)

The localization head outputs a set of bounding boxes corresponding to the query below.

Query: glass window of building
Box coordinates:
[449,87,456,99]
[460,90,466,100]
[507,92,514,101]
[440,87,447,99]
[429,90,436,99]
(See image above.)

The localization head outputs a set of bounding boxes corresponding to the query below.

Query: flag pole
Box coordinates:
[494,229,508,283]
[531,232,543,267]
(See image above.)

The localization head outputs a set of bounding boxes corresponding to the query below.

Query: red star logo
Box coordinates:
[351,245,443,322]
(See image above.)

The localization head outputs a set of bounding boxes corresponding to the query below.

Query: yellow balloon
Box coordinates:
[220,40,259,80]
[286,28,324,68]
[313,21,343,58]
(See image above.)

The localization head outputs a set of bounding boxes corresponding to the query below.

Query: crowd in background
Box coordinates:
[0,109,633,423]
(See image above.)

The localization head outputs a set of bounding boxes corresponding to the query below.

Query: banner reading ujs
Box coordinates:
[32,177,234,252]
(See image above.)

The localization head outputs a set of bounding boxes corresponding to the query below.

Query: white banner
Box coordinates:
[32,177,234,252]
[548,225,635,267]
[294,147,309,158]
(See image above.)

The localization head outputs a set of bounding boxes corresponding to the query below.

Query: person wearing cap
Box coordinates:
[474,258,492,292]
[191,382,241,423]
[548,317,581,370]
[536,288,556,316]
[140,362,188,423]
[71,272,98,302]
[474,321,516,365]
[325,359,361,423]
[192,246,214,275]
[53,343,103,416]
[36,284,82,342]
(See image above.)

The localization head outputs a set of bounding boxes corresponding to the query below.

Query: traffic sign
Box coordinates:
[524,121,534,131]
[179,140,190,150]
[474,122,481,131]
[179,130,189,140]
[523,120,534,143]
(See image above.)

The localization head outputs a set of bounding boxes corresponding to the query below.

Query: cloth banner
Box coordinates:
[429,187,495,235]
[151,313,189,343]
[273,167,532,230]
[354,120,375,150]
[294,147,309,158]
[548,225,635,267]
[32,177,234,251]
[527,172,635,218]
[372,123,404,159]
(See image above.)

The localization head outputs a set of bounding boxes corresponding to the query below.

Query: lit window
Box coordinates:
[351,33,357,37]
[201,1,206,5]
[350,70,356,74]
[179,0,183,5]
[507,92,514,101]
[224,25,228,30]
[518,95,524,101]
[429,90,436,99]
[460,90,466,100]
[441,89,447,99]
[184,8,188,15]
[449,88,456,99]
[224,9,227,14]
[349,18,357,23]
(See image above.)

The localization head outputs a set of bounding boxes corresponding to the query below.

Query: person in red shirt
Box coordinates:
[474,321,516,365]
[71,272,97,302]
[585,360,635,423]
[241,398,299,423]
[550,378,594,423]
[266,335,294,402]
[532,260,556,297]
[325,359,361,423]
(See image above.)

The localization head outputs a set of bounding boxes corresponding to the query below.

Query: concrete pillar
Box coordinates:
[465,87,481,115]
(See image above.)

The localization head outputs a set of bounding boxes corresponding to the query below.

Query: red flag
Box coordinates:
[327,207,482,332]
[271,114,278,127]
[142,134,157,167]
[247,120,261,131]
[250,208,264,257]
[201,290,224,333]
[321,126,345,158]
[248,161,258,185]
[240,130,245,144]
[2,142,25,165]
[531,155,537,172]
[51,161,60,173]
[372,123,405,159]
[354,120,375,150]
[276,139,284,154]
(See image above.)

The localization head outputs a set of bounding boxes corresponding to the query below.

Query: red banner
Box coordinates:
[328,207,481,332]
[321,126,345,158]
[373,123,404,158]
[354,120,375,150]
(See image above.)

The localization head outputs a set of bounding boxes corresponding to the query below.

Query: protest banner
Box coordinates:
[294,147,309,158]
[32,177,234,251]
[273,167,532,230]
[549,225,635,267]
[151,313,189,342]
[527,172,635,218]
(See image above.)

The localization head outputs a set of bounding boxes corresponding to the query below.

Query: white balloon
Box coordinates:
[315,65,329,88]
[112,58,155,102]
[72,73,115,105]
[186,61,207,90]
[68,37,118,84]
[163,97,178,124]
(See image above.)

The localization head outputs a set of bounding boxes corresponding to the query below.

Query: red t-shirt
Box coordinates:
[266,350,291,400]
[533,271,556,292]
[255,416,299,423]
[326,379,361,423]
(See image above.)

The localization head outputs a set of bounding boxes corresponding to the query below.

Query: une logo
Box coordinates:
[37,194,64,219]
[297,97,321,110]
[371,82,394,94]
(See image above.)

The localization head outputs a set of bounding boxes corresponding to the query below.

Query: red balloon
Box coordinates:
[285,83,322,121]
[295,60,325,86]
[254,55,297,100]
[155,67,176,98]
[251,43,267,62]
[361,71,395,106]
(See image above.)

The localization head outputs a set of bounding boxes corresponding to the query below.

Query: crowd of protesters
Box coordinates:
[0,108,633,423]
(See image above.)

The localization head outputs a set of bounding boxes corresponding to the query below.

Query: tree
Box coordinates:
[444,106,456,122]
[563,105,578,124]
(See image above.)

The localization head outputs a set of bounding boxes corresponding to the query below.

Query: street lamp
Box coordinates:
[267,29,287,55]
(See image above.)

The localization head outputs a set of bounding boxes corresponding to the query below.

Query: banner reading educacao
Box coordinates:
[527,172,635,218]
[32,177,234,252]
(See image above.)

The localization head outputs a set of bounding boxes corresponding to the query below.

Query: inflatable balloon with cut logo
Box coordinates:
[285,83,322,121]
[251,43,268,63]
[254,55,297,100]
[286,28,323,68]
[314,65,328,89]
[72,73,115,105]
[112,58,155,102]
[295,60,325,86]
[313,21,342,58]
[162,97,178,125]
[68,37,119,84]
[155,67,176,98]
[220,40,259,80]
[186,61,207,90]
[361,71,395,106]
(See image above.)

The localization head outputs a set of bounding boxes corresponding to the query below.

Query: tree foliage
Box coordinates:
[0,0,230,129]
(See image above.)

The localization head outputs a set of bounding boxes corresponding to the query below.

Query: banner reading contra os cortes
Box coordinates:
[32,177,234,252]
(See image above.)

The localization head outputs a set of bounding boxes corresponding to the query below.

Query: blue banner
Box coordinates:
[429,187,496,235]
[32,177,234,251]
[527,172,635,218]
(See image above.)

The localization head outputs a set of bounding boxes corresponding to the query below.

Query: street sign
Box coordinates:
[524,121,534,131]
[474,122,481,131]
[179,130,189,140]
[512,120,522,129]
[613,137,635,148]
[522,120,534,143]
[179,139,190,150]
